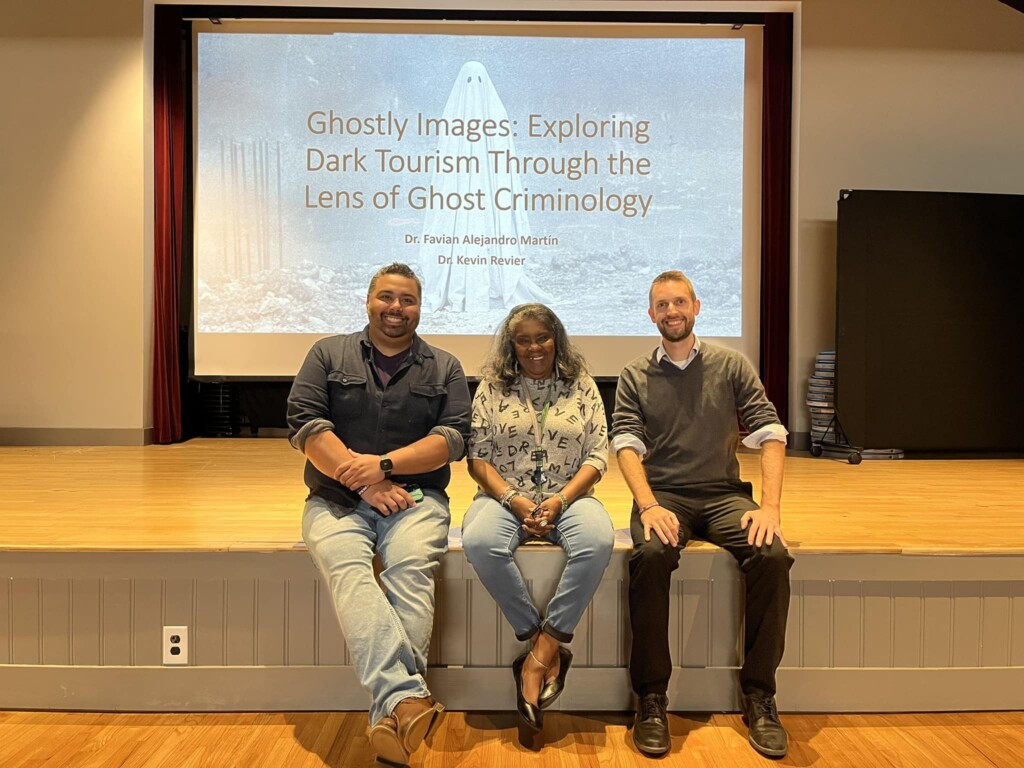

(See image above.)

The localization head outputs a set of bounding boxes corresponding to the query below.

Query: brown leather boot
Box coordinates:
[368,715,408,766]
[393,696,445,755]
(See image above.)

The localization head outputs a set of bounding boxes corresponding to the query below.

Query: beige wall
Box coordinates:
[792,0,1024,434]
[0,0,149,439]
[0,0,1021,442]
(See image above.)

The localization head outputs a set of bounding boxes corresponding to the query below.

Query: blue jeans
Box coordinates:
[462,495,614,642]
[302,491,450,725]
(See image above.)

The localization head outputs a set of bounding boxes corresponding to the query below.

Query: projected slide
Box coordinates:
[196,31,745,340]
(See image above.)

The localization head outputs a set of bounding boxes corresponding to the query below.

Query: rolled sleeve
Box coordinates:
[434,357,471,461]
[291,418,334,453]
[732,354,782,434]
[428,424,466,463]
[611,367,647,447]
[742,423,789,449]
[287,342,332,452]
[611,433,647,459]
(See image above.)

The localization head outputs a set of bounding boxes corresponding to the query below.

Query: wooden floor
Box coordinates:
[1,438,1022,554]
[0,710,1022,767]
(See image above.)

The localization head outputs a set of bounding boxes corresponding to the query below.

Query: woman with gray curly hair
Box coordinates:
[462,303,614,734]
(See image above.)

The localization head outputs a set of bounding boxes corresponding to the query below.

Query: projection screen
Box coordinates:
[192,18,763,378]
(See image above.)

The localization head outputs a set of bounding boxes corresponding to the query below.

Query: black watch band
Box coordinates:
[379,455,393,479]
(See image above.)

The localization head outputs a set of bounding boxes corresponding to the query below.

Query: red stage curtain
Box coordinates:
[761,14,794,427]
[153,7,186,444]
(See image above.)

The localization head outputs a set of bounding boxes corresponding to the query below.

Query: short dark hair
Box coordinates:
[649,270,697,304]
[367,263,423,300]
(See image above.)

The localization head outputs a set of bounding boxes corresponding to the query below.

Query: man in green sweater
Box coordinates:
[611,270,793,759]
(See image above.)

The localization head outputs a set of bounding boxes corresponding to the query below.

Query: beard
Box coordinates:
[657,316,693,343]
[376,311,416,338]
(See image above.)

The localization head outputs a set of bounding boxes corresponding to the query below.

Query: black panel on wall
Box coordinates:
[835,189,1024,452]
[198,379,623,438]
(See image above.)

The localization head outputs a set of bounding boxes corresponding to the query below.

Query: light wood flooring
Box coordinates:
[0,438,1022,554]
[0,710,1022,767]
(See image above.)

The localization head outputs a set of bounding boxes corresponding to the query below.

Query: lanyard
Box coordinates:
[521,377,556,499]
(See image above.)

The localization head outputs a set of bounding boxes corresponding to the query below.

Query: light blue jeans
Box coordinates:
[302,492,450,725]
[462,495,614,643]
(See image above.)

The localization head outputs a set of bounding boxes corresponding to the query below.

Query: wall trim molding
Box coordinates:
[0,428,150,447]
[1,665,1021,712]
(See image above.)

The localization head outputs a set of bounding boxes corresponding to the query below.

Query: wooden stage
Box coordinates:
[1,439,1023,715]
[0,438,1021,554]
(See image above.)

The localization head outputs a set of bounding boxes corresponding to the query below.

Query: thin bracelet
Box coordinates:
[500,488,521,509]
[555,492,570,512]
[639,501,660,513]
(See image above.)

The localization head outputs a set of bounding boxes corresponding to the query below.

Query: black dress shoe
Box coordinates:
[632,692,670,756]
[512,653,543,731]
[742,693,788,758]
[538,646,573,710]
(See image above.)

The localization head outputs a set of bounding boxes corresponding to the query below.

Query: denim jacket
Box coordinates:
[287,326,471,513]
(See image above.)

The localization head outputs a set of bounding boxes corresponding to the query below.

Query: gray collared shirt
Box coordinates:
[287,326,471,513]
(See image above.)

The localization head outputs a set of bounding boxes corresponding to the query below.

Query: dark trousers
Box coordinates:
[628,483,794,697]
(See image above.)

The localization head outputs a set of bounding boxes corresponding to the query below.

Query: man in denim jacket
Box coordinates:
[288,263,470,765]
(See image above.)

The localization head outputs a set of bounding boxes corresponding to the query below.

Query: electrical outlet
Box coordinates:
[162,625,189,665]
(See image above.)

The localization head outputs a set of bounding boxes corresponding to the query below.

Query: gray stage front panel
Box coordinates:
[801,580,831,668]
[952,582,983,669]
[862,582,893,668]
[132,578,162,667]
[226,578,256,666]
[893,582,923,668]
[980,582,1012,668]
[464,579,495,666]
[194,578,225,666]
[680,580,710,668]
[588,578,627,666]
[922,581,953,668]
[12,577,40,665]
[1,549,1024,711]
[70,578,100,666]
[831,581,861,668]
[101,578,132,666]
[1013,582,1024,666]
[0,577,10,664]
[287,578,317,666]
[40,578,71,666]
[256,577,286,666]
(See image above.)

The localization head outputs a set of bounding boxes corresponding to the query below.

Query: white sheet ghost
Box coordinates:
[419,61,552,312]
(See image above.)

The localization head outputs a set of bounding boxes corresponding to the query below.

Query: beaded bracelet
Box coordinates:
[555,492,570,512]
[500,487,521,509]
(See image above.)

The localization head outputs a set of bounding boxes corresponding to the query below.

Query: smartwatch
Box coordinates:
[379,455,393,479]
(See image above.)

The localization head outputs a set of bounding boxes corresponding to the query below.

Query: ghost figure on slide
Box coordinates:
[419,61,552,312]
